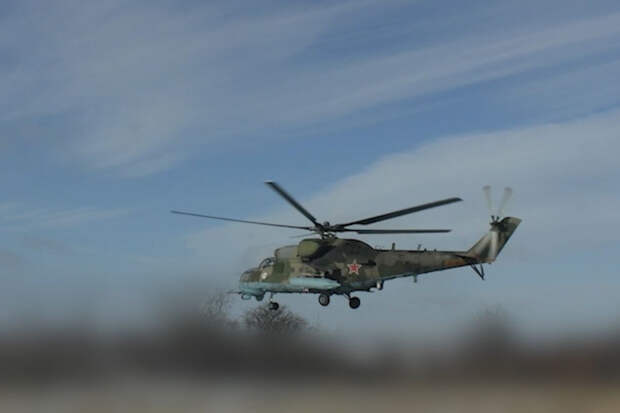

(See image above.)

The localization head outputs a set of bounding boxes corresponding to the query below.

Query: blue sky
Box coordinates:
[1,0,620,339]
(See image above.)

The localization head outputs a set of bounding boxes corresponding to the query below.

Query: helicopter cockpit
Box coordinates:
[240,257,274,282]
[258,257,274,269]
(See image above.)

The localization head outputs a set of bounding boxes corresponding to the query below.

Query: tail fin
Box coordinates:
[467,217,521,263]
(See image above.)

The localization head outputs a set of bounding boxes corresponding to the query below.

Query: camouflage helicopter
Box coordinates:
[172,182,520,310]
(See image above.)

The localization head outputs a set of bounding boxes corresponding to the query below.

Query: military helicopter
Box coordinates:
[172,182,520,310]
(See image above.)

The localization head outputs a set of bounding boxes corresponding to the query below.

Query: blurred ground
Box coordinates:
[2,379,620,413]
[2,297,620,412]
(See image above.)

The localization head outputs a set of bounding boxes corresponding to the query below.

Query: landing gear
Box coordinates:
[348,296,361,309]
[318,293,330,307]
[268,293,279,311]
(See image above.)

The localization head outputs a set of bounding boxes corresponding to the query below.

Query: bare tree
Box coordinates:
[466,305,516,358]
[243,304,307,334]
[199,290,236,328]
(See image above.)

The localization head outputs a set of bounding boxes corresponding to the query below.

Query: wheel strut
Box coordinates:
[318,293,330,307]
[348,296,361,309]
[268,293,279,311]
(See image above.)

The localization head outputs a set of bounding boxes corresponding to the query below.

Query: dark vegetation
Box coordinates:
[243,304,308,334]
[2,294,620,386]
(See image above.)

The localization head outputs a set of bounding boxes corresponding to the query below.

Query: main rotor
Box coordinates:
[172,181,462,239]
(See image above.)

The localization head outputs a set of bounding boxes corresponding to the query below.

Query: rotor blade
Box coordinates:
[170,210,313,230]
[489,230,498,261]
[345,228,452,234]
[474,232,492,257]
[336,197,462,227]
[483,185,494,215]
[265,181,321,228]
[497,187,513,217]
[290,233,319,238]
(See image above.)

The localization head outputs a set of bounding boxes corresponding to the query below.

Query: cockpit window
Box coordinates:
[259,257,274,269]
[240,269,253,281]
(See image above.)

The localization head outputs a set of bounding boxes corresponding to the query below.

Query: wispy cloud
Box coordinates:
[175,106,620,338]
[503,58,620,121]
[0,0,358,175]
[185,108,620,270]
[0,250,24,269]
[21,235,72,255]
[2,1,620,176]
[0,204,131,231]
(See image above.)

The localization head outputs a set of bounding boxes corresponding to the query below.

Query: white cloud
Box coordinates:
[185,108,620,271]
[0,204,131,231]
[2,1,620,175]
[0,250,24,269]
[503,58,620,121]
[0,202,20,214]
[281,12,620,123]
[175,107,620,339]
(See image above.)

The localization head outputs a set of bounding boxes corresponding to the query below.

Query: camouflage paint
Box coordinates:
[238,217,521,298]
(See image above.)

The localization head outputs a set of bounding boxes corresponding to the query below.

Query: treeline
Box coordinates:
[2,296,620,385]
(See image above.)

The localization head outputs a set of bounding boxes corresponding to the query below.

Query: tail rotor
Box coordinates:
[497,187,513,219]
[478,186,513,262]
[489,229,499,261]
[483,185,494,220]
[484,185,512,224]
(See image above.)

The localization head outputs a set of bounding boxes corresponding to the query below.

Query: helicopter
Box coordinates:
[172,182,520,310]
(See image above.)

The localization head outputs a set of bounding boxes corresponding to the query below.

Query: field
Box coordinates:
[3,378,620,413]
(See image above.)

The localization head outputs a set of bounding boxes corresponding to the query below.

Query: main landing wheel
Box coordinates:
[318,294,330,307]
[268,302,279,311]
[348,296,361,309]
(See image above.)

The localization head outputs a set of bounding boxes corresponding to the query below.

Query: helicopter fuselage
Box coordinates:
[240,242,471,298]
[172,181,520,309]
[238,216,520,303]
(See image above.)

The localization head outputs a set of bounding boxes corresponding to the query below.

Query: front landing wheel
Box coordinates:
[268,302,280,311]
[318,294,330,307]
[348,296,361,309]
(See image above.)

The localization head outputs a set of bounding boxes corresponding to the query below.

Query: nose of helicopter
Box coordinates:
[240,268,256,282]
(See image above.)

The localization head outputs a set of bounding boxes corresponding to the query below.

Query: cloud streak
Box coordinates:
[0,204,131,231]
[3,1,620,175]
[0,250,24,270]
[185,107,620,270]
[175,106,620,339]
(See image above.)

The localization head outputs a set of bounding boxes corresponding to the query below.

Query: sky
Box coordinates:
[1,0,620,340]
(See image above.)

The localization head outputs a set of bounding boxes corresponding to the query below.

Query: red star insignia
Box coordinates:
[347,260,362,275]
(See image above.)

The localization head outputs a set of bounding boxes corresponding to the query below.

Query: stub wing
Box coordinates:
[289,276,341,290]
